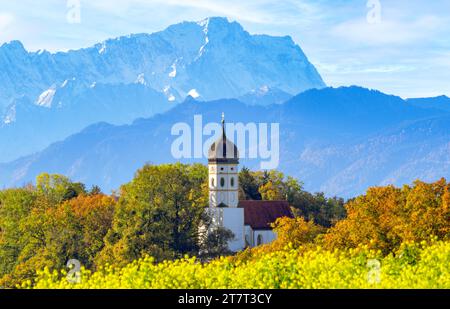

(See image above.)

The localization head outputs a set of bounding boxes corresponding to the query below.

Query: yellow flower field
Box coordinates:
[25,240,450,289]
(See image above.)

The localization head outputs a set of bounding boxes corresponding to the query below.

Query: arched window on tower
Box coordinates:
[230,177,235,187]
[211,178,215,187]
[220,177,225,187]
[257,234,263,246]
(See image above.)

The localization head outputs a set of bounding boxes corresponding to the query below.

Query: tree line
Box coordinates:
[2,163,448,288]
[239,179,450,261]
[0,163,344,287]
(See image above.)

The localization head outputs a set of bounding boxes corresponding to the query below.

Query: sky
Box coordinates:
[1,0,450,98]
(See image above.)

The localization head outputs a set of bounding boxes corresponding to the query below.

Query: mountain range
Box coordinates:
[0,17,324,162]
[1,86,448,198]
[0,17,448,198]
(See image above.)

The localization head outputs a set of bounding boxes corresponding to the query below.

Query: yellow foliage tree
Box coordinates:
[324,178,450,254]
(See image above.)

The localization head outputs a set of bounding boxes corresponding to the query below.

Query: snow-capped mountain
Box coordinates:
[238,86,293,106]
[0,16,324,114]
[0,80,171,162]
[0,16,325,162]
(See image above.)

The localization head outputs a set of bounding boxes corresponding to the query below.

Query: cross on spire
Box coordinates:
[221,112,226,138]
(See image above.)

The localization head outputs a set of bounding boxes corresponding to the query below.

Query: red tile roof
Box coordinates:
[238,200,293,230]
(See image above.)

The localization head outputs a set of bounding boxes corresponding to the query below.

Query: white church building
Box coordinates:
[207,115,293,251]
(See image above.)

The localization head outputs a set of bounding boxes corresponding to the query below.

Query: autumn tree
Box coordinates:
[238,168,345,227]
[324,178,450,254]
[258,170,286,201]
[232,217,324,262]
[271,216,325,250]
[35,173,86,205]
[0,173,113,288]
[96,163,210,266]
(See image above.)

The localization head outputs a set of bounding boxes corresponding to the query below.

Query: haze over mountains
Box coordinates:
[1,86,449,197]
[0,17,449,197]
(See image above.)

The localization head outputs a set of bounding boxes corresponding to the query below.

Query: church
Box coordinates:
[207,114,293,251]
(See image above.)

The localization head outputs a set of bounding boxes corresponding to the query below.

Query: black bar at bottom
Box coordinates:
[1,289,449,307]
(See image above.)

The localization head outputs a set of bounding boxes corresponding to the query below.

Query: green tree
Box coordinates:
[35,173,86,205]
[198,226,235,260]
[97,163,209,266]
[239,167,262,200]
[0,188,36,280]
[0,174,101,287]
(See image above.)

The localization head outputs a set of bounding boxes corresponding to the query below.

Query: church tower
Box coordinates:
[207,113,245,252]
[208,113,239,208]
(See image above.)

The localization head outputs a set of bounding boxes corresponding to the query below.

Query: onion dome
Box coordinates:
[208,113,239,164]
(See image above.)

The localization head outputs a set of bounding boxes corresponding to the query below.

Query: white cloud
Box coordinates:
[86,0,321,25]
[0,12,15,32]
[1,0,450,98]
[84,0,134,16]
[332,15,446,46]
[316,63,415,75]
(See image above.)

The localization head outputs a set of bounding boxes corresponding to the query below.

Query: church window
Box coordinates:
[211,178,215,187]
[230,177,235,187]
[257,234,263,246]
[220,177,225,187]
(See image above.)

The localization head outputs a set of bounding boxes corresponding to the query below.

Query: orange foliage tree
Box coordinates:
[234,216,325,261]
[324,178,450,254]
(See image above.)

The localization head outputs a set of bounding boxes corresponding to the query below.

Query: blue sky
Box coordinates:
[1,0,450,98]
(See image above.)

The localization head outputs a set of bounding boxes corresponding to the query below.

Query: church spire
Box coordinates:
[221,112,226,138]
